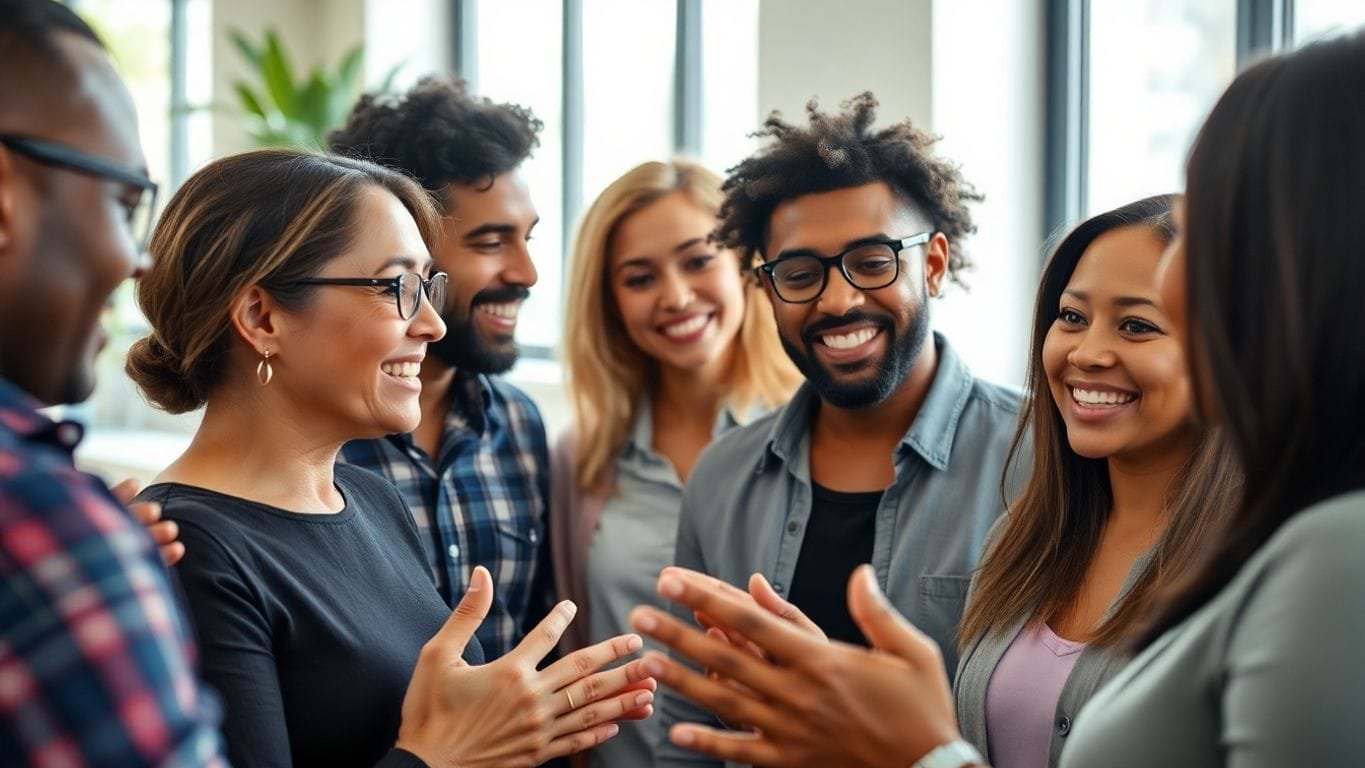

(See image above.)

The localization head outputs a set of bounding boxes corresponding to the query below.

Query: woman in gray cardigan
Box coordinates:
[952,196,1241,768]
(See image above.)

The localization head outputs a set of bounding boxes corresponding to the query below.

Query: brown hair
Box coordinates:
[126,148,439,413]
[958,195,1242,649]
[1139,31,1365,646]
[563,159,800,491]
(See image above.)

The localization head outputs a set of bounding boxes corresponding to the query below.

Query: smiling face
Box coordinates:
[277,186,445,438]
[425,171,538,374]
[762,182,946,409]
[1043,225,1197,465]
[607,191,745,380]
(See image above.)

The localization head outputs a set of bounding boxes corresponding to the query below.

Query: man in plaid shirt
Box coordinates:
[331,78,553,660]
[0,2,227,762]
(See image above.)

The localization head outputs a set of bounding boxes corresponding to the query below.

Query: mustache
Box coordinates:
[469,285,530,309]
[800,310,892,344]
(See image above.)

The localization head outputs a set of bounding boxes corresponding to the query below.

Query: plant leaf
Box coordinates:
[228,29,262,69]
[260,28,299,118]
[234,83,268,120]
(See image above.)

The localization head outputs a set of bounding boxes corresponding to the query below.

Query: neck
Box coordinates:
[813,339,939,444]
[160,386,348,514]
[653,355,732,429]
[417,357,458,424]
[1105,441,1196,534]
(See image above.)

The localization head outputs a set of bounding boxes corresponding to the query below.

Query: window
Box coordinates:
[1295,0,1365,42]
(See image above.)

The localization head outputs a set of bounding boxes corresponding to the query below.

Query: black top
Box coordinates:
[786,482,883,646]
[137,464,483,768]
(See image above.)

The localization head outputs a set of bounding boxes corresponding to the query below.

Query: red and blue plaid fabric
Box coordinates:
[0,377,225,766]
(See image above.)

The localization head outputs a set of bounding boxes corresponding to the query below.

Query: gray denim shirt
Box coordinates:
[657,334,1027,767]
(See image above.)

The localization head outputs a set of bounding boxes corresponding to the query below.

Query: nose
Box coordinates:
[814,264,865,317]
[410,287,446,342]
[503,240,538,288]
[1067,327,1116,370]
[660,268,695,311]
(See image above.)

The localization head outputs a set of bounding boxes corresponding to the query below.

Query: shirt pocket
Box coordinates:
[495,519,540,562]
[918,574,972,674]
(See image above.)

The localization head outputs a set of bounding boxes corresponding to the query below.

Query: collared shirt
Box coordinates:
[657,334,1027,768]
[586,395,744,768]
[340,372,550,660]
[0,377,226,765]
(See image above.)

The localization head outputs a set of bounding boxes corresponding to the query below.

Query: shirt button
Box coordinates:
[786,521,799,533]
[772,583,784,594]
[1056,716,1071,736]
[447,544,460,560]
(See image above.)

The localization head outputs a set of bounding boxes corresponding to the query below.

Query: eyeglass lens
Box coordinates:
[771,242,900,302]
[399,273,448,318]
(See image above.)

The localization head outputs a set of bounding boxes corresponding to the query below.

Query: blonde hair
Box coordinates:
[563,159,799,491]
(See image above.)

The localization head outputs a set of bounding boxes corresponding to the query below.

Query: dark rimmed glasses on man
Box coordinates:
[754,232,933,304]
[0,133,159,252]
[288,271,449,320]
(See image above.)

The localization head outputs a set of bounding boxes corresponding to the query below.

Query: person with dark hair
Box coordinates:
[951,195,1239,768]
[328,77,551,660]
[127,147,654,767]
[653,92,1024,766]
[618,28,1365,768]
[0,0,224,762]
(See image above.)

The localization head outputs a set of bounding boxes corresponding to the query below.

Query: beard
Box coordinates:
[780,288,931,410]
[425,285,529,375]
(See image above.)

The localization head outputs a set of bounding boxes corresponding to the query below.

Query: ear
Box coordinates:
[923,232,950,298]
[229,285,284,357]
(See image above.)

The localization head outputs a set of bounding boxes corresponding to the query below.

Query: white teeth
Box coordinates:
[1071,387,1136,406]
[662,315,710,338]
[478,302,520,319]
[821,328,878,350]
[381,361,422,378]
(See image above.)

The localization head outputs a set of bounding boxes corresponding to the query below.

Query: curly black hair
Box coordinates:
[718,92,982,286]
[327,75,542,203]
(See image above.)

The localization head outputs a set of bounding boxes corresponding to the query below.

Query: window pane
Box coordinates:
[476,0,565,352]
[1086,0,1236,215]
[580,0,676,206]
[701,0,759,174]
[1295,0,1365,44]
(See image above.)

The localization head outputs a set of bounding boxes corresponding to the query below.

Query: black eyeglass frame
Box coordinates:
[287,271,449,320]
[753,231,933,304]
[0,133,159,250]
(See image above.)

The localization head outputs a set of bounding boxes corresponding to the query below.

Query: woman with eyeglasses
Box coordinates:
[622,28,1365,768]
[552,158,799,767]
[125,148,653,768]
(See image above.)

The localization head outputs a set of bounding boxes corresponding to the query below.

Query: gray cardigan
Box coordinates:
[954,527,1152,768]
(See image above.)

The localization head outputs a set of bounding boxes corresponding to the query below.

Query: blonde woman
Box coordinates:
[551,159,799,768]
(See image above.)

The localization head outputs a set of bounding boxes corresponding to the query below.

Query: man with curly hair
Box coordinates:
[329,77,552,660]
[655,92,1025,766]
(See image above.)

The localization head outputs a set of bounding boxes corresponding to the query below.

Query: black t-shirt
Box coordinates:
[785,482,883,646]
[137,464,482,768]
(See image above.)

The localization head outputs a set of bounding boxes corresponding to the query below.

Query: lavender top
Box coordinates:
[985,623,1087,768]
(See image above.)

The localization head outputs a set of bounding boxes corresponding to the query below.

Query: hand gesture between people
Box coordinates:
[111,477,185,566]
[398,566,656,767]
[630,565,972,768]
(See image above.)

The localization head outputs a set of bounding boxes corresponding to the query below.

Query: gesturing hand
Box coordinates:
[111,477,184,566]
[398,566,657,767]
[631,565,967,768]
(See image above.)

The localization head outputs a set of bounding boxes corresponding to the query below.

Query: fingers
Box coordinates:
[846,565,939,664]
[668,723,784,767]
[637,651,788,737]
[655,570,823,666]
[629,606,786,699]
[553,684,654,739]
[541,632,642,691]
[535,722,620,763]
[749,573,826,639]
[158,540,186,567]
[110,477,140,506]
[428,565,494,659]
[553,656,652,716]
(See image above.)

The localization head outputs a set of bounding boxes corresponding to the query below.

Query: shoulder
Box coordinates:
[964,376,1023,417]
[485,376,545,424]
[692,408,782,482]
[335,462,408,506]
[1252,490,1365,582]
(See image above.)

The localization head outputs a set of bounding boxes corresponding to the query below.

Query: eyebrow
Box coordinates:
[1062,289,1161,309]
[773,233,893,261]
[461,217,541,240]
[614,238,713,274]
[372,255,431,275]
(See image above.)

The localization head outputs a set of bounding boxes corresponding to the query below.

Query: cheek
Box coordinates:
[1134,345,1194,416]
[609,285,655,339]
[1040,325,1070,386]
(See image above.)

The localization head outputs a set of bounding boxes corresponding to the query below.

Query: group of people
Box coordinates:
[2,0,1363,766]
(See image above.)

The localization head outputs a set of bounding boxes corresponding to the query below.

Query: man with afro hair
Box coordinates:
[655,92,1025,766]
[330,76,553,661]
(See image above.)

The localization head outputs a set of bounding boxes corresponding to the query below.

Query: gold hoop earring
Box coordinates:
[257,347,274,386]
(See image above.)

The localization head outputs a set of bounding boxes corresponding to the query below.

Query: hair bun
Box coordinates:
[124,334,203,414]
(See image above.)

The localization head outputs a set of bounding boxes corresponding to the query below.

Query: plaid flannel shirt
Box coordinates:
[340,372,551,660]
[0,377,225,766]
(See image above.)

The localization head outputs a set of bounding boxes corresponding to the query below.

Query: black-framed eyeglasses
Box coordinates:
[754,232,932,304]
[0,133,159,252]
[287,271,449,320]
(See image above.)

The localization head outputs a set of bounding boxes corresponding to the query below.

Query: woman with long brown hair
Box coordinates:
[952,195,1239,768]
[551,158,798,767]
